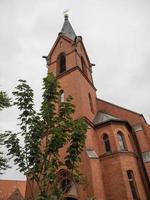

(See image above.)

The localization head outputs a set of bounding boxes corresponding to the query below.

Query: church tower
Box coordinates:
[47,13,97,122]
[46,13,105,200]
[26,14,150,200]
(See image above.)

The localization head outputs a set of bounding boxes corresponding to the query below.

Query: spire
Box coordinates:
[60,12,76,41]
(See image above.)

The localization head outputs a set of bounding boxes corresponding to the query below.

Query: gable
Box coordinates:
[0,180,26,200]
[47,35,74,64]
[75,38,92,69]
[7,188,24,200]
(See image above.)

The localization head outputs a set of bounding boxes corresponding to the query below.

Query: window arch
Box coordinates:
[60,90,65,103]
[103,134,111,153]
[117,131,126,151]
[60,178,72,193]
[58,53,66,74]
[58,90,65,110]
[127,170,139,200]
[88,93,94,113]
[81,57,87,76]
[57,170,77,197]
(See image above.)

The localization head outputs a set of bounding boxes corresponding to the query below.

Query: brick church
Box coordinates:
[26,14,150,200]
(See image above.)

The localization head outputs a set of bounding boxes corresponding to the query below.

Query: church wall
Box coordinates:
[119,155,147,200]
[100,155,128,200]
[82,128,106,200]
[135,130,150,152]
[97,99,145,125]
[99,151,147,200]
[95,122,148,199]
[96,124,118,154]
[56,69,96,122]
[97,98,150,186]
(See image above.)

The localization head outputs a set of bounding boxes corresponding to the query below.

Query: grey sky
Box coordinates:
[0,0,150,180]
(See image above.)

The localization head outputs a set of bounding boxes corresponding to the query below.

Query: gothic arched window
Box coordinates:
[117,131,126,151]
[103,134,111,153]
[60,90,65,103]
[81,57,87,76]
[58,90,65,110]
[60,178,72,193]
[58,53,66,74]
[88,93,94,114]
[127,170,139,200]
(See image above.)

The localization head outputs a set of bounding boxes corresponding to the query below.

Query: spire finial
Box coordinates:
[64,9,69,20]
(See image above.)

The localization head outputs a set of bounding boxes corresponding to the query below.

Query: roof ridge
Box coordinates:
[96,98,142,116]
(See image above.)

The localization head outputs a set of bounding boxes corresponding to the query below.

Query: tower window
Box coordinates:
[88,93,94,113]
[127,170,139,200]
[81,57,87,76]
[58,53,66,74]
[117,131,126,151]
[103,134,111,153]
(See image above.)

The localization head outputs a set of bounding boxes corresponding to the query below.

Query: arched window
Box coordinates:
[88,93,94,113]
[117,131,126,151]
[58,170,72,194]
[60,178,72,193]
[58,53,66,74]
[103,134,111,153]
[60,90,65,103]
[81,57,87,76]
[58,90,65,110]
[127,170,139,200]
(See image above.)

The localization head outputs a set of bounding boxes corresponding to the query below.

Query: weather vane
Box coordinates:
[64,9,69,18]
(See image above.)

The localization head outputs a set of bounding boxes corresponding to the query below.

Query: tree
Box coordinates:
[5,74,87,200]
[0,91,11,174]
[0,91,10,111]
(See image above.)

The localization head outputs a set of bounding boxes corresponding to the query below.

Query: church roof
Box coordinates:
[7,188,24,200]
[0,180,26,200]
[93,111,121,125]
[60,14,76,41]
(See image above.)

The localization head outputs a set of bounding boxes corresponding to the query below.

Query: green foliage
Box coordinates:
[0,133,9,174]
[0,91,11,173]
[5,74,87,200]
[0,91,11,110]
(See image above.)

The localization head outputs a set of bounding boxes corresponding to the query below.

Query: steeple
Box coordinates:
[60,13,76,41]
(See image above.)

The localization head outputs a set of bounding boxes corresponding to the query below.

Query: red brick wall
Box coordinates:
[0,180,26,200]
[97,99,145,125]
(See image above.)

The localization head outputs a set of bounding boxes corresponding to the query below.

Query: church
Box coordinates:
[26,14,150,200]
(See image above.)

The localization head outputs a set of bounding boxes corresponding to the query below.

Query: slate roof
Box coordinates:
[60,14,76,41]
[93,111,121,125]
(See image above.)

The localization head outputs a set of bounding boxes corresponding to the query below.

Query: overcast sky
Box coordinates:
[0,0,150,180]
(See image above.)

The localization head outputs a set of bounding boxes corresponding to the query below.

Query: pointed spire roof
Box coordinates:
[60,13,76,41]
